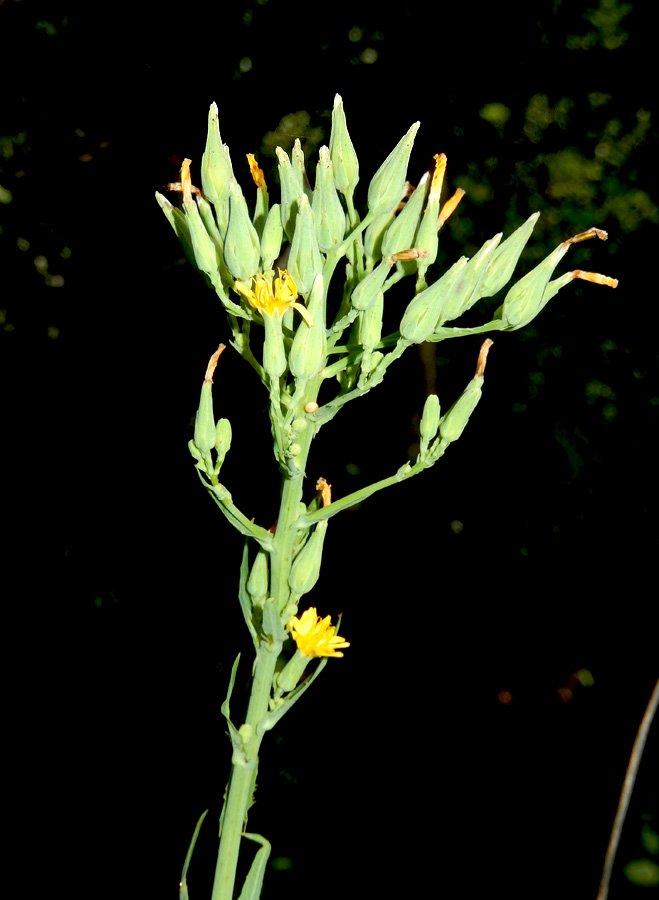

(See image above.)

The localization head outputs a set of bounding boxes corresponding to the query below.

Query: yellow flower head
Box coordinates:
[288,607,350,658]
[235,269,313,326]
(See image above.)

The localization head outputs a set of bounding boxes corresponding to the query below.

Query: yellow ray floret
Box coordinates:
[235,269,313,326]
[289,607,350,658]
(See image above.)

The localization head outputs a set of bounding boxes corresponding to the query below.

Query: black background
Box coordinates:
[2,2,657,899]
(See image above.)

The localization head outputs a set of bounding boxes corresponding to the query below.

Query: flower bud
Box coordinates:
[329,94,359,198]
[215,417,232,463]
[289,274,327,382]
[380,172,429,258]
[478,212,540,299]
[439,377,483,444]
[246,549,269,608]
[399,256,468,344]
[439,340,492,443]
[276,146,304,242]
[312,146,347,252]
[359,290,384,353]
[223,179,261,282]
[415,154,446,285]
[193,345,225,456]
[177,161,223,290]
[437,234,502,326]
[350,258,392,311]
[156,191,197,269]
[288,520,328,600]
[260,203,284,272]
[363,207,397,264]
[262,311,287,380]
[496,229,615,330]
[419,393,441,450]
[287,194,323,295]
[201,103,233,219]
[367,121,420,215]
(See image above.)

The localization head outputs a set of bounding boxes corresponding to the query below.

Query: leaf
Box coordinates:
[237,832,272,900]
[179,809,209,900]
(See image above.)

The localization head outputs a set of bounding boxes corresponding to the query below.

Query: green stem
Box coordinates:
[211,646,279,900]
[210,377,321,900]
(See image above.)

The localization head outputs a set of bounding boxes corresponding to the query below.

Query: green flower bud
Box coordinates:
[178,163,222,290]
[246,549,269,608]
[201,103,233,219]
[262,310,287,380]
[479,212,540,299]
[155,191,197,270]
[399,256,468,344]
[289,274,327,382]
[419,393,441,450]
[260,203,284,272]
[359,290,384,352]
[194,345,226,455]
[380,171,429,257]
[276,146,304,242]
[497,242,568,330]
[437,234,502,326]
[329,94,359,198]
[363,208,397,264]
[496,227,617,330]
[350,258,392,311]
[288,519,328,600]
[414,154,446,285]
[287,194,323,295]
[215,417,232,460]
[367,121,420,215]
[292,139,313,203]
[439,340,493,443]
[439,377,483,444]
[223,179,261,282]
[276,649,309,694]
[312,146,347,252]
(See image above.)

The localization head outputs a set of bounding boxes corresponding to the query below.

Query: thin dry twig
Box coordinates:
[596,678,659,900]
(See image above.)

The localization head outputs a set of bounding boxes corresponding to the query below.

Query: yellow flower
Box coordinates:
[288,607,350,658]
[235,268,313,326]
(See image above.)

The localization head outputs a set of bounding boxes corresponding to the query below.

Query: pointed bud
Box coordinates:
[223,179,261,281]
[312,146,347,252]
[260,203,284,272]
[415,154,447,284]
[155,191,197,269]
[179,161,222,290]
[276,146,304,242]
[367,121,420,215]
[350,258,392,311]
[329,94,360,198]
[289,274,327,382]
[201,103,233,212]
[247,153,269,237]
[194,345,225,456]
[478,212,540,299]
[419,393,441,450]
[287,194,323,294]
[289,519,328,600]
[381,172,430,257]
[399,256,468,344]
[246,549,269,608]
[437,234,502,326]
[497,228,615,331]
[214,417,232,466]
[439,340,493,443]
